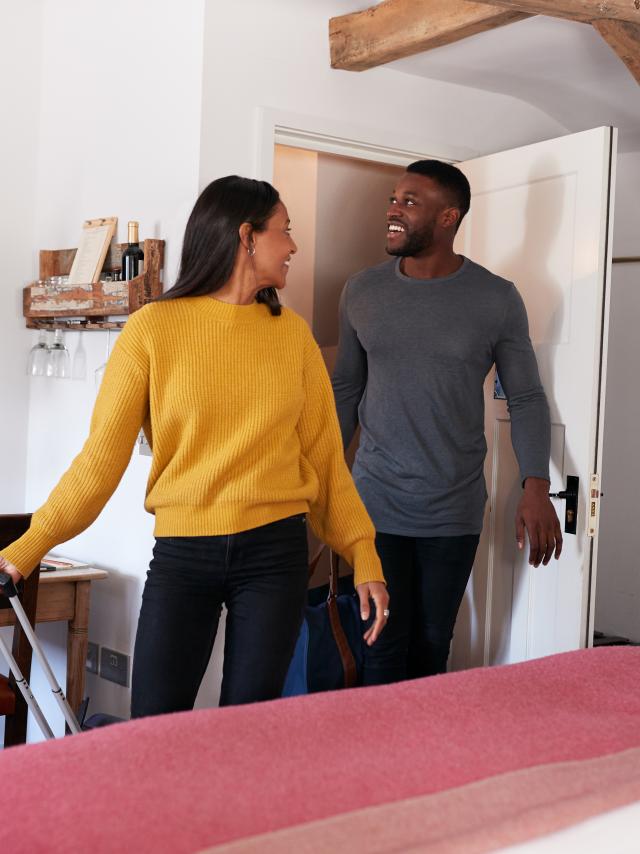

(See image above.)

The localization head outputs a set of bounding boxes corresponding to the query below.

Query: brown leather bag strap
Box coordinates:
[307,545,359,688]
[308,544,326,579]
[327,550,358,689]
[328,547,339,596]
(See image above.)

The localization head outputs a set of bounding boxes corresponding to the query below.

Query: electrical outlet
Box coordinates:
[86,641,99,674]
[100,647,130,687]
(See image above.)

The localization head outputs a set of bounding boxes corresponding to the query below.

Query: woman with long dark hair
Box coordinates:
[0,176,388,713]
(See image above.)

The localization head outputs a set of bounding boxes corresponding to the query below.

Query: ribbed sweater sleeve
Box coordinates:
[1,333,149,577]
[297,332,384,587]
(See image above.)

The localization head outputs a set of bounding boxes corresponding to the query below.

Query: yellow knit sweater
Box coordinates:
[2,297,384,586]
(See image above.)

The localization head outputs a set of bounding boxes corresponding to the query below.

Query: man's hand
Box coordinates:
[356,581,389,646]
[516,477,563,567]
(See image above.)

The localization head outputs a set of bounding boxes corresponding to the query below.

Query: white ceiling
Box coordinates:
[332,6,640,153]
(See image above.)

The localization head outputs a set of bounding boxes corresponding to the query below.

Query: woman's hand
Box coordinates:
[356,581,389,646]
[0,556,22,585]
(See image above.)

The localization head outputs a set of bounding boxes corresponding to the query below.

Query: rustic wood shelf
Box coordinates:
[23,238,164,330]
[25,318,129,331]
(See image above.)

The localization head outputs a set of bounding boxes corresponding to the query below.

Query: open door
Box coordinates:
[450,127,616,670]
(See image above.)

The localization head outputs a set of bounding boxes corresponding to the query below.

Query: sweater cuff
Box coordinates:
[521,470,550,487]
[345,539,385,587]
[0,525,56,578]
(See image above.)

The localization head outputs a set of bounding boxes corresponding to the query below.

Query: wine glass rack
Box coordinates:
[23,239,164,331]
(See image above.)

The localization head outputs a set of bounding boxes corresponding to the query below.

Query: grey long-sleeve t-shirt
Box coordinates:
[331,256,550,537]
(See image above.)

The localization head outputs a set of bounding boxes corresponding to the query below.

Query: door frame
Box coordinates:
[585,126,617,647]
[254,107,477,180]
[257,108,617,655]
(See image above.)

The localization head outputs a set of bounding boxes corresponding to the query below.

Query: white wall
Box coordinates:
[16,0,205,735]
[595,150,640,643]
[0,0,43,510]
[198,0,569,187]
[0,0,44,747]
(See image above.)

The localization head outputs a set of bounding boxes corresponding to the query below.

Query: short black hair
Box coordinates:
[406,160,471,229]
[159,175,282,315]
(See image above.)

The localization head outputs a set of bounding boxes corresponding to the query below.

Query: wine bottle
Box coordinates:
[122,221,144,280]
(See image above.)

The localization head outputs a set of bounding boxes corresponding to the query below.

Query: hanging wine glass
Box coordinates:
[94,329,112,393]
[72,330,87,381]
[43,330,54,377]
[27,331,49,376]
[47,329,71,379]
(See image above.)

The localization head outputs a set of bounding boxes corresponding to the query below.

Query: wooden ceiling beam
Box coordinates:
[474,1,640,85]
[329,0,531,71]
[592,19,640,83]
[472,1,640,25]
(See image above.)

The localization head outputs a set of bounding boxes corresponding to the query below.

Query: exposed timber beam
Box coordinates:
[472,1,640,25]
[592,19,640,84]
[329,0,531,71]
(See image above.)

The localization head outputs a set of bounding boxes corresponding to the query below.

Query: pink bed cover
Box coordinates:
[1,647,639,853]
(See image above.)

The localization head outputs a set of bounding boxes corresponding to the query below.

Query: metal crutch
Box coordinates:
[0,571,81,736]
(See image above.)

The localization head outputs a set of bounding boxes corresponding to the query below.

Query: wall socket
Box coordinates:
[86,641,99,675]
[99,647,130,688]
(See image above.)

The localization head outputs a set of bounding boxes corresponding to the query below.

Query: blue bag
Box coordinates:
[283,549,363,696]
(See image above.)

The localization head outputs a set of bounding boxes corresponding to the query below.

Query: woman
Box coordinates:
[0,176,388,714]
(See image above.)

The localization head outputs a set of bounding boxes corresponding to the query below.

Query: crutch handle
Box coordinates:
[0,571,19,599]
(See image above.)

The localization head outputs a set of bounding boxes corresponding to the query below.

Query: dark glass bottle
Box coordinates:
[122,221,144,280]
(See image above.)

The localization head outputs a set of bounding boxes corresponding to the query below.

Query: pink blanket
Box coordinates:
[2,647,639,853]
[206,747,640,853]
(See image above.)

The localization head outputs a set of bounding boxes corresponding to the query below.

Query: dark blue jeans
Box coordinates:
[130,514,309,717]
[363,532,480,685]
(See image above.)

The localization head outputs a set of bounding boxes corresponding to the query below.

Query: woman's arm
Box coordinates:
[296,331,388,642]
[0,335,149,577]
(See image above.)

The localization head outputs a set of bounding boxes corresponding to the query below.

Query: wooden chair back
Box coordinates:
[0,514,40,747]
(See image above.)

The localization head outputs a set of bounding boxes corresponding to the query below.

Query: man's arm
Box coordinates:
[495,285,562,567]
[331,282,368,450]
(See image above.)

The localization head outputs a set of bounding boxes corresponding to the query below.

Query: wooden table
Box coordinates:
[0,567,107,717]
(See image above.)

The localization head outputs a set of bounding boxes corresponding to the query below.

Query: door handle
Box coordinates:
[548,489,577,499]
[549,475,578,535]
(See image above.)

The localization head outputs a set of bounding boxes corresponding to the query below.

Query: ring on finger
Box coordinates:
[382,608,390,618]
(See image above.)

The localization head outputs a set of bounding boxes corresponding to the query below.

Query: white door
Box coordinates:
[449,127,616,670]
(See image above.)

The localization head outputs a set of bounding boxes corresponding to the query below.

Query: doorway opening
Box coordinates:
[269,127,625,668]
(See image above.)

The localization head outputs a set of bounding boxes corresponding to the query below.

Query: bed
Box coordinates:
[1,647,639,853]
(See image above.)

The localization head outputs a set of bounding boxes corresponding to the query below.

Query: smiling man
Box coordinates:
[331,159,562,685]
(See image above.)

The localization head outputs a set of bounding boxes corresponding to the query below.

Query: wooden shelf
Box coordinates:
[23,238,164,330]
[25,318,128,331]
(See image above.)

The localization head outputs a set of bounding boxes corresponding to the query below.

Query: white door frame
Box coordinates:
[586,128,617,647]
[254,107,477,180]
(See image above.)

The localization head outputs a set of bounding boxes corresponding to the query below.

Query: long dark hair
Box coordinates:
[158,175,282,315]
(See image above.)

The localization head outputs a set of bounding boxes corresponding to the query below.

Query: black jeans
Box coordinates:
[130,514,309,717]
[363,532,480,685]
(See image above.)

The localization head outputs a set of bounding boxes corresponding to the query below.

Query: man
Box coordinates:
[332,160,562,685]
